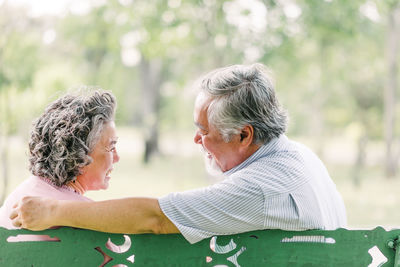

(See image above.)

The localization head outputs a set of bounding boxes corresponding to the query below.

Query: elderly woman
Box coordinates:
[0,89,119,229]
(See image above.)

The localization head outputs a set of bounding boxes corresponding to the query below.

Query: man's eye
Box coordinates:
[198,130,207,136]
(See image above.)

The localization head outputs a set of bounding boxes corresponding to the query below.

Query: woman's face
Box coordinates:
[77,121,119,191]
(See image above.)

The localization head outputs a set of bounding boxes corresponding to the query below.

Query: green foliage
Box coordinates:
[0,0,398,157]
[0,7,41,91]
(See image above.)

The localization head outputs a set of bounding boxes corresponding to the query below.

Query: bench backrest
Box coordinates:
[1,227,400,266]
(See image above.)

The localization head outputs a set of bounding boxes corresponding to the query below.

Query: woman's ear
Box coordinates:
[239,125,254,147]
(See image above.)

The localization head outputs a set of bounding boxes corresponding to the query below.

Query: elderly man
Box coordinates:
[10,64,346,244]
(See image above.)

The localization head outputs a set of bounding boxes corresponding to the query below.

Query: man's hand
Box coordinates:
[9,196,57,230]
[9,196,179,234]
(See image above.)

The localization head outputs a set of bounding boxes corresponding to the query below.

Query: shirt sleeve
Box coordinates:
[158,175,265,244]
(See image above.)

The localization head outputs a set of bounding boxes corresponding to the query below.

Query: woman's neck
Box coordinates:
[67,180,86,195]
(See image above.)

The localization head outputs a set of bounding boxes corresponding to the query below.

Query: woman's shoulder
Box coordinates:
[5,176,92,204]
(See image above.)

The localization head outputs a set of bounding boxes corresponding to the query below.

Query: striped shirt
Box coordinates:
[159,135,347,244]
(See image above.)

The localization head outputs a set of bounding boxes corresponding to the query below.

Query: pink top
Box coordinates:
[0,176,92,229]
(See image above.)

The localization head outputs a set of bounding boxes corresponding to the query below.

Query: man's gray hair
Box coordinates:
[199,63,288,144]
[29,88,116,186]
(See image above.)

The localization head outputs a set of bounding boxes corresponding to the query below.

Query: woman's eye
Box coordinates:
[107,147,116,152]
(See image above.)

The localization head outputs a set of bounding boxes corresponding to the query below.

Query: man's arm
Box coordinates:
[10,196,180,234]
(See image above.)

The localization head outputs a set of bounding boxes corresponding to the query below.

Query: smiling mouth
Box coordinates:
[106,169,113,177]
[199,146,213,159]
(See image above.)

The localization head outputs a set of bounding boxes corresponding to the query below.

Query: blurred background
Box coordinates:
[0,0,399,229]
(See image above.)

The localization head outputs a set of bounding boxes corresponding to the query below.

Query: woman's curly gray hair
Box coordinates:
[29,89,116,187]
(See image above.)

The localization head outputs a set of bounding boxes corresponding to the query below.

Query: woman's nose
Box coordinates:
[113,150,120,163]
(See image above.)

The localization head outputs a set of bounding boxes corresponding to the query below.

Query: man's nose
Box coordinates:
[194,132,202,144]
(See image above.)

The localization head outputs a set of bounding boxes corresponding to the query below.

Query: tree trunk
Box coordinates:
[310,43,328,159]
[139,58,163,163]
[0,136,8,205]
[0,92,9,205]
[384,2,400,178]
[352,133,368,188]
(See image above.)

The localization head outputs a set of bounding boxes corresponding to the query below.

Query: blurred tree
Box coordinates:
[0,0,398,184]
[339,2,385,185]
[57,0,196,162]
[93,0,249,162]
[292,0,365,158]
[0,3,42,203]
[382,0,400,177]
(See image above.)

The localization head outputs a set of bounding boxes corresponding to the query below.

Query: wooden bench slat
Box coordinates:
[1,227,399,266]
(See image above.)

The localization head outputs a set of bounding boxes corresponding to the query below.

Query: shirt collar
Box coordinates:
[224,134,288,176]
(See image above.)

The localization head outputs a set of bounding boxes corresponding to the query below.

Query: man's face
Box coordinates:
[77,121,120,191]
[193,94,242,173]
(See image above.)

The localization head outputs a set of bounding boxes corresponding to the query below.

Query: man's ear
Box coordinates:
[239,125,254,146]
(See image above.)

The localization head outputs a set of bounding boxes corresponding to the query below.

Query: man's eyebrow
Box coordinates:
[194,122,206,131]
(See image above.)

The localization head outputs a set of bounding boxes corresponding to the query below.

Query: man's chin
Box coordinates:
[204,157,224,177]
[199,147,224,177]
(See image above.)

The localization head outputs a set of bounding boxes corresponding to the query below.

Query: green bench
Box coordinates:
[1,227,400,266]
